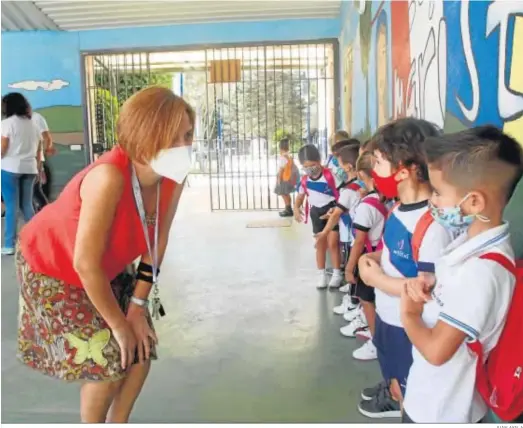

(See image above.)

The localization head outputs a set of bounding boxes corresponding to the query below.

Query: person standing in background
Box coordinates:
[31,109,55,209]
[1,92,41,255]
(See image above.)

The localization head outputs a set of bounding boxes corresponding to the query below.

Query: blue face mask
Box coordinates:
[335,167,348,183]
[356,179,366,190]
[429,194,489,231]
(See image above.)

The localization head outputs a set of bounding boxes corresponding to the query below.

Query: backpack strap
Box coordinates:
[347,182,361,192]
[323,167,339,200]
[300,175,310,224]
[358,196,388,253]
[411,211,434,262]
[361,196,388,218]
[479,253,517,276]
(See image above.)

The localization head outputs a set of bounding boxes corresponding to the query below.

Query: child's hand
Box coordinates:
[319,208,334,220]
[401,284,424,318]
[294,210,303,223]
[358,256,382,286]
[406,276,434,303]
[345,268,356,285]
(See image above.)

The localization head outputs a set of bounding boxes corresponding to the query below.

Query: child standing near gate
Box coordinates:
[274,138,299,217]
[295,144,344,289]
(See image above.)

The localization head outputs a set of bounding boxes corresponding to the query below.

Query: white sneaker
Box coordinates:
[356,327,372,340]
[343,305,362,323]
[328,272,343,289]
[333,295,358,315]
[353,340,378,361]
[340,315,368,338]
[317,271,329,289]
[1,247,15,256]
[339,283,351,293]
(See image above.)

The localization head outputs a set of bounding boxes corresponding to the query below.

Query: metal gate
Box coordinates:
[82,41,338,211]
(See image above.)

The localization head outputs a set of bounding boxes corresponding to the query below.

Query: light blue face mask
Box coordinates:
[429,194,490,231]
[335,167,348,183]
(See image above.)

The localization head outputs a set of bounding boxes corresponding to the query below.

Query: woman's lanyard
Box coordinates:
[131,166,165,320]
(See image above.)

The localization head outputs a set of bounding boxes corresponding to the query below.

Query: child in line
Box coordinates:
[356,118,453,418]
[315,143,362,296]
[326,130,351,181]
[295,144,344,289]
[274,138,299,217]
[341,151,387,362]
[401,126,523,423]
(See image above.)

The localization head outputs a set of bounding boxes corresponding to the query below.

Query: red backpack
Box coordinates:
[467,253,523,421]
[301,168,339,224]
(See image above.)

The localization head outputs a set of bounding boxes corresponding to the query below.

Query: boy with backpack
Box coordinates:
[295,144,344,289]
[340,151,387,362]
[315,143,362,297]
[356,118,453,418]
[401,126,523,423]
[274,138,299,218]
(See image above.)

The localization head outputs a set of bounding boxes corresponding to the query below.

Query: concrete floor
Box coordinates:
[1,176,386,423]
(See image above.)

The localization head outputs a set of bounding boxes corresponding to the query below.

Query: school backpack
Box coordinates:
[467,253,523,421]
[387,202,434,262]
[282,155,300,185]
[300,167,339,224]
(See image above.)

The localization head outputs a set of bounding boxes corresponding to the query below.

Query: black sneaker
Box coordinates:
[279,207,293,217]
[358,384,401,419]
[361,379,387,401]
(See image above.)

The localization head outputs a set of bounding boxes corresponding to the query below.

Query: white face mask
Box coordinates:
[149,145,192,183]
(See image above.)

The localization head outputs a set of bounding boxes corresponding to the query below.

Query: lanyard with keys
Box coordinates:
[131,166,165,320]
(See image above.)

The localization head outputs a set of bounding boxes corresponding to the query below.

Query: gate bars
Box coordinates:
[205,43,336,211]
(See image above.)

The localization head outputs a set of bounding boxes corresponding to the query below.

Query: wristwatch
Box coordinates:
[130,296,149,308]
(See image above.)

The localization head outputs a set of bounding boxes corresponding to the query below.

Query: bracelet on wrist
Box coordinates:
[130,296,149,308]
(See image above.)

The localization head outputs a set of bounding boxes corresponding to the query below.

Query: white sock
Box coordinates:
[319,269,326,275]
[332,269,342,277]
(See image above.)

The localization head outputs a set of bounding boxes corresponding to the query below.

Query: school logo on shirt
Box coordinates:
[431,283,444,307]
[394,239,409,260]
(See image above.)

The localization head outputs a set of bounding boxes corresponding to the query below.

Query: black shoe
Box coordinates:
[279,207,293,217]
[361,379,387,401]
[358,384,401,419]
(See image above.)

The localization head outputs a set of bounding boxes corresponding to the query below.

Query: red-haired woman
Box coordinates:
[16,87,194,423]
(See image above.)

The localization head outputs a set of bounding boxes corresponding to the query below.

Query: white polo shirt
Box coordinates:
[337,180,361,243]
[377,201,452,327]
[298,170,342,208]
[404,223,515,423]
[352,192,386,248]
[1,115,40,174]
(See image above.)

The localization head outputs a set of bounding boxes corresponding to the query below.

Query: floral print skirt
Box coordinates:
[15,247,157,382]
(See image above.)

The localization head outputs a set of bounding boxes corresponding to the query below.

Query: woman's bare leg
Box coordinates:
[80,379,124,423]
[107,361,151,423]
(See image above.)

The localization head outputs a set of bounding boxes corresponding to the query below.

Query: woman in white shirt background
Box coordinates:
[1,92,41,255]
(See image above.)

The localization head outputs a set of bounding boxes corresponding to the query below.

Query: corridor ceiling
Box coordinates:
[1,1,342,31]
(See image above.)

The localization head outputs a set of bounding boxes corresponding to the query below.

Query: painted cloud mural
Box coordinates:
[8,79,69,91]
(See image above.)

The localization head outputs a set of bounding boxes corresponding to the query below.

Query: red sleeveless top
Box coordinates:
[19,146,176,287]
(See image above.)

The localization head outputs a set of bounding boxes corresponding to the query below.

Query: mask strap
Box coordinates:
[459,193,491,223]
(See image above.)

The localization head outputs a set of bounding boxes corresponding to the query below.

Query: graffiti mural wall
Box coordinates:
[340,0,523,143]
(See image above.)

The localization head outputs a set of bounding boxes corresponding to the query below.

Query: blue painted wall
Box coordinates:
[338,0,523,141]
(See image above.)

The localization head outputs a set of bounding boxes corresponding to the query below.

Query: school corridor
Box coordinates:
[1,176,386,423]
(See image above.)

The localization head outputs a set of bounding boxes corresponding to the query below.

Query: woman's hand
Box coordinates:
[126,303,158,364]
[111,322,137,370]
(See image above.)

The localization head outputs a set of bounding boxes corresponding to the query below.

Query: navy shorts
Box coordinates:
[373,315,413,397]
